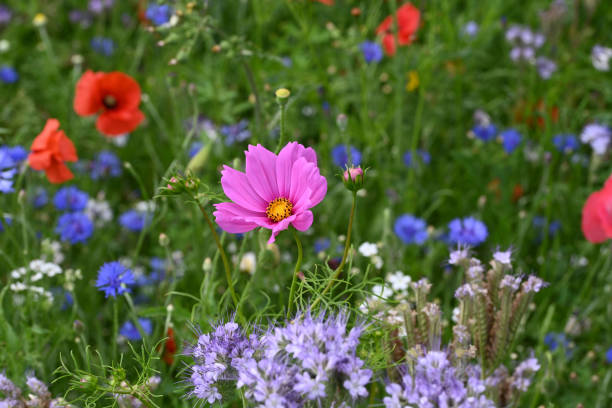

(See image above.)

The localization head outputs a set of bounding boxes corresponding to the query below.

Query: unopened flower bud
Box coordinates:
[336,113,348,132]
[342,166,365,192]
[33,13,47,27]
[159,233,170,247]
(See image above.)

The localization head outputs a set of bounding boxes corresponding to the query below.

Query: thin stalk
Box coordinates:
[311,191,357,310]
[196,203,241,311]
[112,299,118,361]
[241,59,265,138]
[275,101,287,154]
[287,229,303,315]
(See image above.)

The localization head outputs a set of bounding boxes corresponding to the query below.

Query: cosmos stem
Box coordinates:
[197,203,242,317]
[287,229,303,315]
[311,191,357,310]
[275,101,287,154]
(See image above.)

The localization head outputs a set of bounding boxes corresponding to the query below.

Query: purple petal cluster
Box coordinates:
[187,313,371,406]
[447,217,488,247]
[383,351,496,408]
[188,321,260,404]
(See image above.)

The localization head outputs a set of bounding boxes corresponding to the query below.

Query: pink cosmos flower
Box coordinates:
[214,142,327,243]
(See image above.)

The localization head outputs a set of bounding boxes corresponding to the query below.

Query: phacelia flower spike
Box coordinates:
[74,70,145,136]
[214,142,327,243]
[28,119,78,184]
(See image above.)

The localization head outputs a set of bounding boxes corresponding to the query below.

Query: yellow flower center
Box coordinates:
[266,198,293,223]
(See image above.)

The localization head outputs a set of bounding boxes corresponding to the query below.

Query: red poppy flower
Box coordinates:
[582,175,612,243]
[313,0,333,5]
[161,327,177,365]
[376,3,421,56]
[28,119,78,184]
[74,70,145,137]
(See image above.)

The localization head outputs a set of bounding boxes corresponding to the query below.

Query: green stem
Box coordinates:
[287,229,303,315]
[112,299,118,361]
[310,191,357,310]
[241,59,265,138]
[197,203,241,312]
[275,101,287,154]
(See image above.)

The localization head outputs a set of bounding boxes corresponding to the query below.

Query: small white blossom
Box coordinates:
[358,242,378,257]
[239,252,256,275]
[386,271,412,292]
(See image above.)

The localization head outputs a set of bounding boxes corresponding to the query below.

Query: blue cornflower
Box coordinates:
[56,213,94,244]
[90,150,122,179]
[96,261,135,298]
[314,237,331,253]
[0,150,17,194]
[500,129,522,153]
[606,347,612,364]
[552,134,579,153]
[544,332,568,351]
[119,210,151,232]
[331,144,362,167]
[188,141,204,159]
[119,318,153,341]
[145,4,173,26]
[32,187,48,208]
[53,186,89,212]
[403,149,431,168]
[394,214,428,245]
[360,41,383,63]
[447,217,488,247]
[90,36,115,56]
[221,120,251,146]
[472,124,497,142]
[0,66,18,84]
[0,145,28,162]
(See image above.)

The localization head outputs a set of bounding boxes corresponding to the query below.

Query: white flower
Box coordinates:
[371,284,393,300]
[239,252,256,275]
[386,271,412,292]
[580,123,611,155]
[0,39,10,53]
[358,242,378,257]
[592,45,612,72]
[85,199,113,226]
[110,134,129,147]
[135,200,156,213]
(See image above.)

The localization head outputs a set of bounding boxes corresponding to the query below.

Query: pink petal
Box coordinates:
[245,144,279,202]
[289,158,327,209]
[214,202,268,233]
[582,191,608,243]
[267,215,297,243]
[276,142,298,198]
[292,210,313,232]
[221,165,268,212]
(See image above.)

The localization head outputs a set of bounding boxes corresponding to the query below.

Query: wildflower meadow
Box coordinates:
[1,0,612,407]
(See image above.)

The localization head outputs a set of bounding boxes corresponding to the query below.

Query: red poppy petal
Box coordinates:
[582,191,608,243]
[74,70,104,116]
[98,72,142,111]
[45,162,74,184]
[28,151,52,170]
[96,109,145,136]
[382,34,396,56]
